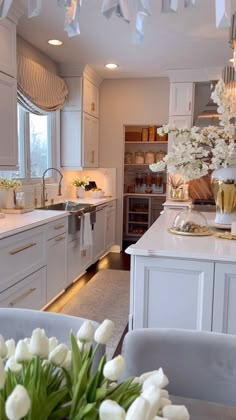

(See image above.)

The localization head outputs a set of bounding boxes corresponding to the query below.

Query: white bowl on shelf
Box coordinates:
[90,190,105,198]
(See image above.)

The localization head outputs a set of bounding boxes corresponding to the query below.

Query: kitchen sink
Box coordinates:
[39,201,96,234]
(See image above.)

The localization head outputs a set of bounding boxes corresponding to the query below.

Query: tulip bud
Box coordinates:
[94,319,114,345]
[62,350,72,372]
[0,357,6,390]
[159,397,172,409]
[103,355,125,381]
[77,339,91,353]
[142,368,169,391]
[142,385,161,420]
[99,399,126,420]
[5,384,31,420]
[162,405,190,420]
[49,344,68,367]
[160,389,169,399]
[126,396,151,420]
[0,335,7,358]
[5,339,15,358]
[49,337,58,353]
[77,320,95,343]
[5,356,22,374]
[15,340,33,363]
[29,328,49,358]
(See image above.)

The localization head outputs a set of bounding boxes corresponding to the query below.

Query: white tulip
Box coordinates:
[153,417,169,420]
[77,339,91,353]
[49,344,68,366]
[62,350,72,372]
[99,399,126,420]
[5,384,31,420]
[160,389,169,399]
[109,382,118,390]
[140,370,158,384]
[77,320,95,343]
[94,319,114,345]
[49,337,58,353]
[142,368,169,391]
[0,357,6,390]
[5,339,15,358]
[23,338,31,352]
[131,376,141,385]
[5,356,22,374]
[0,335,7,358]
[103,355,125,381]
[142,385,161,420]
[162,405,190,420]
[15,340,33,363]
[126,396,151,420]
[159,397,172,409]
[29,328,49,358]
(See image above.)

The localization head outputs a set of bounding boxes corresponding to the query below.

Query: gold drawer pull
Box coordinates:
[54,224,65,230]
[9,242,37,255]
[55,236,65,242]
[9,288,36,307]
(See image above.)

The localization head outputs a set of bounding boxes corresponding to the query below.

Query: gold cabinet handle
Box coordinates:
[91,150,95,164]
[9,242,37,255]
[91,102,95,112]
[9,288,36,307]
[54,224,65,230]
[55,236,65,242]
[189,101,191,111]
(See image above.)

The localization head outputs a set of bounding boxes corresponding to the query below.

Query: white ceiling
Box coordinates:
[16,0,236,78]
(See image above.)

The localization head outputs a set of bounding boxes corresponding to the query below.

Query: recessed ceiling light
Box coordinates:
[229,57,234,63]
[105,63,119,69]
[48,39,63,46]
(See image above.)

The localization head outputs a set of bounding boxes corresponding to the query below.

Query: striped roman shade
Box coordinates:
[17,53,68,115]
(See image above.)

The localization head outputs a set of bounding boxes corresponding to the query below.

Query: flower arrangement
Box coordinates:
[0,178,22,190]
[0,319,189,420]
[149,79,236,181]
[72,176,90,188]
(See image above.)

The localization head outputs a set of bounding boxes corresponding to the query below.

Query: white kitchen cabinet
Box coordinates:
[212,263,236,335]
[0,18,16,78]
[131,256,214,331]
[67,231,81,286]
[0,267,47,310]
[46,218,67,302]
[62,77,82,111]
[83,77,99,118]
[0,72,18,167]
[93,204,106,261]
[169,82,194,116]
[80,245,93,273]
[105,201,116,251]
[61,111,98,168]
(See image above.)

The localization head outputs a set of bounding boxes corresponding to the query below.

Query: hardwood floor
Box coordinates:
[47,251,130,356]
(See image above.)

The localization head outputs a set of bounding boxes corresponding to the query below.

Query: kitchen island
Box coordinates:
[126,210,236,335]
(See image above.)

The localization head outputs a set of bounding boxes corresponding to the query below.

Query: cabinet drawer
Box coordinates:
[0,227,45,292]
[0,267,47,310]
[46,217,67,240]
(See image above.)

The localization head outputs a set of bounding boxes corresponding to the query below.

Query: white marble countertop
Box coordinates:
[0,197,116,239]
[126,209,236,263]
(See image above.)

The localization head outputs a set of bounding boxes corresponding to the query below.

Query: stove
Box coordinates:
[192,198,216,212]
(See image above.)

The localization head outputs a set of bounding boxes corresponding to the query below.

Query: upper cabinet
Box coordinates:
[169,82,194,116]
[83,77,99,118]
[0,19,16,78]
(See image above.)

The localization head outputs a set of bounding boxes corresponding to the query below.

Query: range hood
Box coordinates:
[193,82,220,127]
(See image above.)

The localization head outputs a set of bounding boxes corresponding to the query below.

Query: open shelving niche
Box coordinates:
[123,125,168,241]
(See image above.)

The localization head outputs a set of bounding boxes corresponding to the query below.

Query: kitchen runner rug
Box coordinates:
[60,269,130,360]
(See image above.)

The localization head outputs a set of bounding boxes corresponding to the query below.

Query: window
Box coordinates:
[0,104,58,182]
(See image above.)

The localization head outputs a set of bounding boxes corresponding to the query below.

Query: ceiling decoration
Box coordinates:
[0,0,232,42]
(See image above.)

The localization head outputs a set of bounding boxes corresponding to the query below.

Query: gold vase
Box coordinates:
[211,165,236,226]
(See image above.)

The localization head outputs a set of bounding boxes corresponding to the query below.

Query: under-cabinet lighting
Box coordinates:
[229,57,234,63]
[105,63,119,69]
[48,39,63,46]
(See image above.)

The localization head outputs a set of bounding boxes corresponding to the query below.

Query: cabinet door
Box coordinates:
[67,232,82,286]
[0,267,46,310]
[62,77,82,111]
[80,246,93,273]
[105,205,116,250]
[93,205,106,261]
[0,72,17,167]
[212,263,236,335]
[82,112,98,168]
[47,234,67,302]
[83,77,99,117]
[169,82,194,116]
[61,111,82,168]
[132,257,214,331]
[0,19,16,78]
[168,115,192,152]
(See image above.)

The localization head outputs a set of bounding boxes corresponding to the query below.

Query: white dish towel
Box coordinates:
[80,212,93,250]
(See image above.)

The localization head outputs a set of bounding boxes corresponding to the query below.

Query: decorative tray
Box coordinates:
[1,208,34,214]
[211,231,236,240]
[168,228,212,237]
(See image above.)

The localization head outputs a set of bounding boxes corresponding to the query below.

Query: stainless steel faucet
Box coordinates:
[42,167,63,207]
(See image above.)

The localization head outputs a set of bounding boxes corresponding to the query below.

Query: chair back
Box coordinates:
[122,328,236,406]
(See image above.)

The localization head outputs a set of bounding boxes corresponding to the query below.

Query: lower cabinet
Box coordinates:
[0,267,47,309]
[46,232,67,302]
[105,202,116,250]
[67,231,81,286]
[93,204,106,261]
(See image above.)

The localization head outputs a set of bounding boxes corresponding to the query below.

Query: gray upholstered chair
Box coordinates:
[0,308,105,365]
[121,328,236,406]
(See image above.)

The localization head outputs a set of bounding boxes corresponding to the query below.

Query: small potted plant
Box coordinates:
[72,176,89,198]
[0,178,22,209]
